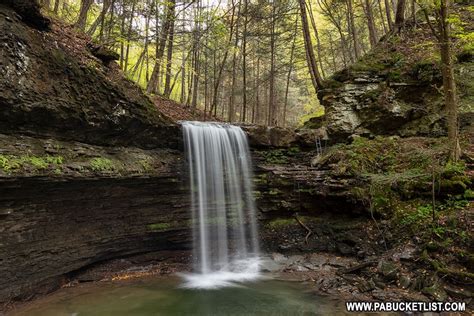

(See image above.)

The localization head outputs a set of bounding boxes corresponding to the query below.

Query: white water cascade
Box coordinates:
[181,121,260,289]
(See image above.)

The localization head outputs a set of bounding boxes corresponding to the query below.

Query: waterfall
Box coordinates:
[181,121,260,289]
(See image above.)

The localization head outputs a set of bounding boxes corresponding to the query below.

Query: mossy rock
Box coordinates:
[439,178,469,195]
[409,61,442,83]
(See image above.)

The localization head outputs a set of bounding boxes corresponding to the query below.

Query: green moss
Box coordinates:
[322,78,344,89]
[422,250,474,282]
[147,223,171,232]
[259,148,302,165]
[350,60,387,73]
[442,161,466,177]
[464,189,474,199]
[319,136,472,217]
[362,86,386,102]
[268,189,282,196]
[266,218,296,228]
[410,61,442,82]
[266,216,318,229]
[89,157,116,172]
[349,50,404,74]
[0,154,64,173]
[387,70,402,82]
[138,158,153,171]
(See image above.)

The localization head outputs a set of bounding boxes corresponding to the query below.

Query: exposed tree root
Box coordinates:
[293,213,313,244]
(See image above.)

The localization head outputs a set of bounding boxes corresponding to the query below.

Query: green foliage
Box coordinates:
[396,197,471,246]
[89,157,116,172]
[399,204,433,226]
[0,154,64,173]
[147,223,171,232]
[318,136,473,217]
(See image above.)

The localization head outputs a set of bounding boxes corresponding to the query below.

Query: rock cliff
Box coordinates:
[305,9,474,143]
[0,3,180,150]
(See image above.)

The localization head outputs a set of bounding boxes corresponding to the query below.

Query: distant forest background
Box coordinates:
[37,0,471,130]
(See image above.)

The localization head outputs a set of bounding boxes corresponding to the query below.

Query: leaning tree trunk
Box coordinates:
[87,0,112,37]
[298,0,323,93]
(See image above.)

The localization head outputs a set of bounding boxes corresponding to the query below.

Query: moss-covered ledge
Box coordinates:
[0,133,183,179]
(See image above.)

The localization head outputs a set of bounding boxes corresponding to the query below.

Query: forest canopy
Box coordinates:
[37,0,471,131]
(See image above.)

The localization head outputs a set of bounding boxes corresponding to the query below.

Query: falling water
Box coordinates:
[181,121,260,289]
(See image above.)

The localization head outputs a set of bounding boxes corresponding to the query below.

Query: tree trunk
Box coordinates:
[211,0,237,119]
[439,0,460,161]
[119,1,126,69]
[384,0,394,30]
[124,0,136,73]
[180,11,187,104]
[377,0,388,34]
[283,17,298,127]
[241,0,248,122]
[163,0,176,98]
[190,0,202,110]
[253,55,261,124]
[306,1,326,78]
[268,0,277,126]
[147,0,175,94]
[363,0,379,47]
[228,0,241,122]
[298,0,323,93]
[76,0,94,31]
[87,0,112,37]
[394,0,406,31]
[53,0,60,15]
[347,0,361,59]
[43,0,51,11]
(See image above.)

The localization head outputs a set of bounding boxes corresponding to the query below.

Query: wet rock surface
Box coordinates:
[266,250,472,305]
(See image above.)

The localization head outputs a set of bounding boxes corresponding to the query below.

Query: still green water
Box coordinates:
[13,277,350,316]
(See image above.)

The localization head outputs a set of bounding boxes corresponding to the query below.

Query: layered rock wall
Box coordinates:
[0,176,191,301]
